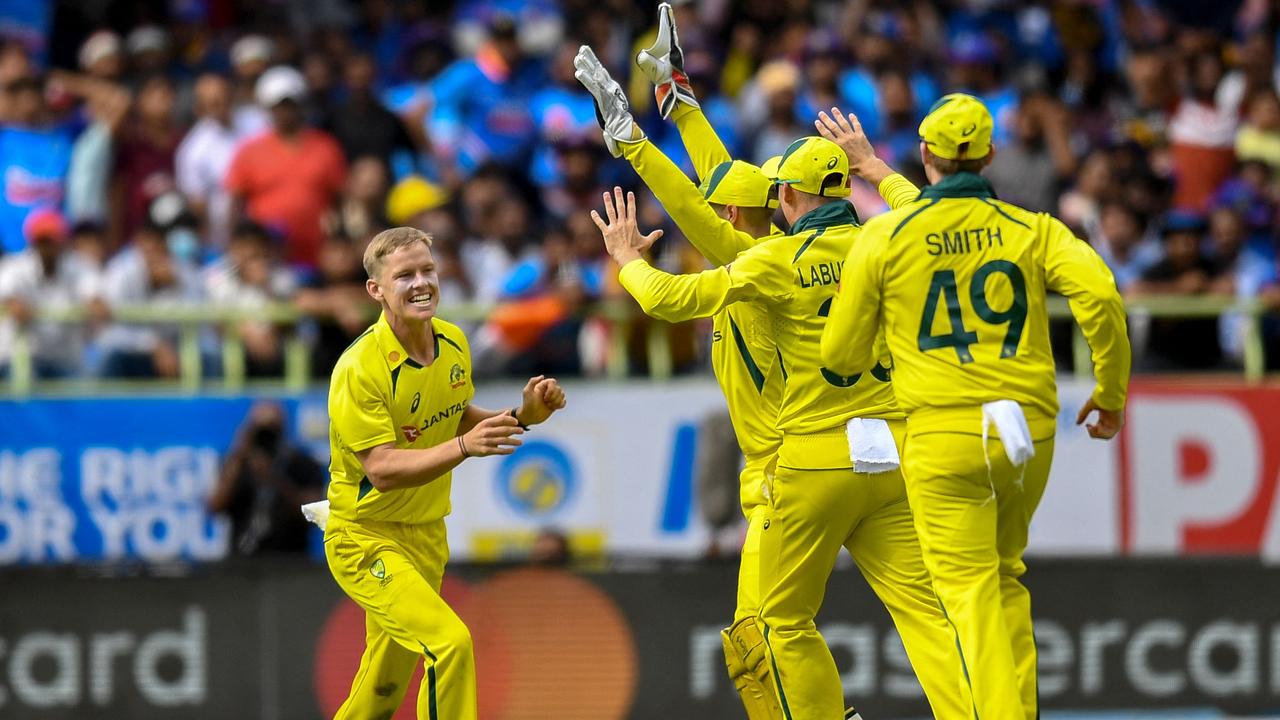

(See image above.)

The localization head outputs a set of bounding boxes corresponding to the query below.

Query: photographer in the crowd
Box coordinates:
[208,400,325,555]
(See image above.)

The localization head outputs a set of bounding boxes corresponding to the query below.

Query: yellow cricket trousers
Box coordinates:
[736,454,772,623]
[903,406,1055,720]
[757,421,971,719]
[324,517,477,720]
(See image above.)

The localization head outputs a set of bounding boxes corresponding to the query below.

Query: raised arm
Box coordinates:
[820,220,887,375]
[1043,217,1131,437]
[619,139,755,267]
[815,108,920,210]
[671,105,733,181]
[591,188,788,323]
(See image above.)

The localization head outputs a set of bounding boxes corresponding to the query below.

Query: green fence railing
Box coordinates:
[2,295,1270,396]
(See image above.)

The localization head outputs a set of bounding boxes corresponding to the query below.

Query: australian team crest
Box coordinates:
[450,363,466,389]
[369,558,392,587]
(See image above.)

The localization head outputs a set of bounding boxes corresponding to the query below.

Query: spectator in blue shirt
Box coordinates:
[0,75,75,254]
[428,14,545,178]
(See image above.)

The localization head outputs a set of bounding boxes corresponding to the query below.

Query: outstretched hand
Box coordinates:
[815,106,893,185]
[589,187,664,265]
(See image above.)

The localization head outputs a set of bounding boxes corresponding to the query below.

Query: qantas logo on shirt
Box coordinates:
[401,425,422,442]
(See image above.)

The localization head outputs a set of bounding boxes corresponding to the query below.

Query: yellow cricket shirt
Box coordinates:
[620,113,781,473]
[326,313,475,524]
[620,178,920,435]
[821,172,1130,434]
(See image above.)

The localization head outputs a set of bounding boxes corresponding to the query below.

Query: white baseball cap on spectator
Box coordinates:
[255,65,307,107]
[231,35,274,68]
[125,25,169,56]
[78,30,122,70]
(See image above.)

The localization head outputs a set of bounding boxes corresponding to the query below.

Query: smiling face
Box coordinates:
[367,241,439,324]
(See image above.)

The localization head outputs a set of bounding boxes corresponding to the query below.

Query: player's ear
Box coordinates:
[726,205,739,225]
[366,277,383,303]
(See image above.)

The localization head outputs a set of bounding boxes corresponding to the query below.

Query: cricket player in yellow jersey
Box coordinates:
[576,10,792,714]
[580,46,970,718]
[820,94,1130,720]
[323,227,566,720]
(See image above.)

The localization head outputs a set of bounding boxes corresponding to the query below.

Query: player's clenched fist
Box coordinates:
[516,374,567,426]
[461,414,523,457]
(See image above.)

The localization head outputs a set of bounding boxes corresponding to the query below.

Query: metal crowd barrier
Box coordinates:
[1,295,1269,396]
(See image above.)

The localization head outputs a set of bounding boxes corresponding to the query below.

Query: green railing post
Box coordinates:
[221,325,245,392]
[1242,303,1264,383]
[647,322,673,381]
[178,322,201,393]
[284,331,309,391]
[10,328,33,397]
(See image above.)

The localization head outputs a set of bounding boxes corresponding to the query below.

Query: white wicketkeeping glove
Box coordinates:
[574,45,642,158]
[636,2,700,119]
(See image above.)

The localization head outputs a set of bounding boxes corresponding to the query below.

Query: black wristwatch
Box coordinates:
[510,407,530,430]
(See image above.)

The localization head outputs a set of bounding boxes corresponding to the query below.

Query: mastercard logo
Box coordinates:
[314,568,638,719]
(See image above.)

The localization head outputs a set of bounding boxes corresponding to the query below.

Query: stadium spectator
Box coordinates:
[1093,200,1162,292]
[97,223,203,378]
[295,234,373,379]
[745,61,805,165]
[0,208,102,379]
[1236,90,1280,175]
[69,220,108,272]
[1129,213,1223,369]
[528,42,600,192]
[176,74,258,250]
[77,30,124,83]
[326,155,389,242]
[1168,49,1241,211]
[0,72,75,254]
[209,400,325,555]
[326,52,417,170]
[225,65,347,269]
[124,26,170,81]
[986,94,1076,213]
[203,221,299,376]
[110,74,181,250]
[228,34,273,133]
[59,71,131,225]
[1059,150,1114,237]
[428,13,544,178]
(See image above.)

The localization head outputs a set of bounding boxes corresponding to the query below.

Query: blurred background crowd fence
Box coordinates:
[2,293,1273,396]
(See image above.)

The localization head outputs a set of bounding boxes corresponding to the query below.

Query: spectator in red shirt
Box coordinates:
[225,66,346,269]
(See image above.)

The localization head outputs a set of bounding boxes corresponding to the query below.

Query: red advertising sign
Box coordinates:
[1119,380,1280,555]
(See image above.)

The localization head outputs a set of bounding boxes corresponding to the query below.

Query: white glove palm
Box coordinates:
[636,2,699,119]
[574,45,642,158]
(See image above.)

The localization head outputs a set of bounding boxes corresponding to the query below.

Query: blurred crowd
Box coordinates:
[3,0,1280,382]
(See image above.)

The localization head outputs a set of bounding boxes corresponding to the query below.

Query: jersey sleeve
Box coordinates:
[329,364,397,453]
[671,104,732,181]
[821,223,887,375]
[877,173,921,211]
[616,242,789,323]
[1042,217,1132,411]
[619,138,753,267]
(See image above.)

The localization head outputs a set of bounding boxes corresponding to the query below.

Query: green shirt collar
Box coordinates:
[788,201,859,235]
[918,171,997,200]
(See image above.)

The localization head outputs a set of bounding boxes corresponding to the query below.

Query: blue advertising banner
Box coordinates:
[0,395,330,564]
